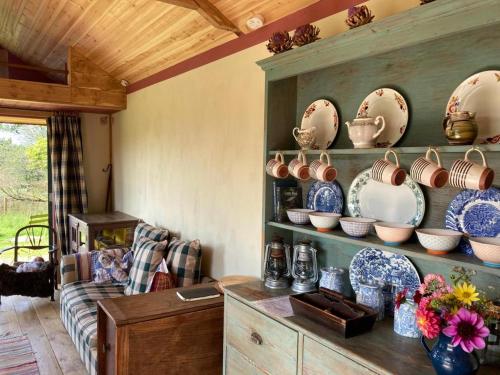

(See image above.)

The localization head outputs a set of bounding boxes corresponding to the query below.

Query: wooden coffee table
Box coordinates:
[97,284,224,374]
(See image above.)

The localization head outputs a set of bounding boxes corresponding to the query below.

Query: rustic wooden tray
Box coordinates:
[289,288,377,338]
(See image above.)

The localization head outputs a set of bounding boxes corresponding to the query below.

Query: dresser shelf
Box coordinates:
[267,221,500,277]
[269,144,500,156]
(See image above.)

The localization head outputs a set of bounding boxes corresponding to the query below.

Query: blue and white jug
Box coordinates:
[394,301,420,338]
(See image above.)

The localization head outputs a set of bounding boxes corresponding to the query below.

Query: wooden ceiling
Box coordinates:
[0,0,318,85]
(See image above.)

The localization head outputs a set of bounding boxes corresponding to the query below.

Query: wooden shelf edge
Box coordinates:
[266,221,500,277]
[269,144,500,156]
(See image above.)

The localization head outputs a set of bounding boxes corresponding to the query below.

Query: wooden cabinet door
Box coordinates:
[302,336,376,375]
[225,345,265,375]
[225,296,298,375]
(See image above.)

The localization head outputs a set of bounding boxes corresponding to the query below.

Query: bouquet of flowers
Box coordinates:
[408,268,491,353]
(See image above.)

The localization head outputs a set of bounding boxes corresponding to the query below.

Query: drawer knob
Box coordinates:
[250,332,263,345]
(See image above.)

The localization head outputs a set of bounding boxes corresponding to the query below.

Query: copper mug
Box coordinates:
[449,148,494,190]
[266,152,289,179]
[309,152,337,182]
[410,148,449,188]
[288,151,310,181]
[371,149,406,186]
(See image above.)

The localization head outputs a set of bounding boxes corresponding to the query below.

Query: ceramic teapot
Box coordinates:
[345,116,386,148]
[293,127,316,150]
[443,111,478,145]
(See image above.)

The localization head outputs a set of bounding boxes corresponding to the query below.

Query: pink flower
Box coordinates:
[443,308,490,353]
[424,273,446,284]
[416,307,441,339]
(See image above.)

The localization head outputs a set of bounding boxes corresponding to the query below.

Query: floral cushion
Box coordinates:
[93,248,132,284]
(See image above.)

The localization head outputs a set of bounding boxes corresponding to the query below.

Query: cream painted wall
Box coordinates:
[81,113,111,214]
[113,0,420,278]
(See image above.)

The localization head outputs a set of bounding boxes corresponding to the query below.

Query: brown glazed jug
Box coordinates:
[443,111,478,145]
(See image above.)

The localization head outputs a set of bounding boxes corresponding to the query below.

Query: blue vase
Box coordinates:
[421,334,480,375]
[356,282,384,320]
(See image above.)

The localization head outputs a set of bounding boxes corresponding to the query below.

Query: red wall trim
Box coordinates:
[127,0,363,94]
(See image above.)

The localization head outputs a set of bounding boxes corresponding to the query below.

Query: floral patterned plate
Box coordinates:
[349,247,421,294]
[306,181,343,213]
[446,70,500,144]
[300,99,339,149]
[356,88,409,148]
[445,187,500,256]
[347,168,425,226]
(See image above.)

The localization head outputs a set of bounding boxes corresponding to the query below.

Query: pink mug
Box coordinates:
[266,152,289,179]
[410,148,449,188]
[371,149,406,186]
[309,152,337,182]
[288,151,310,181]
[449,148,494,190]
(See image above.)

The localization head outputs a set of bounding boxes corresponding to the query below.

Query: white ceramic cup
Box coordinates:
[410,148,449,188]
[371,149,406,186]
[449,147,494,190]
[309,152,337,182]
[288,151,310,181]
[266,152,289,179]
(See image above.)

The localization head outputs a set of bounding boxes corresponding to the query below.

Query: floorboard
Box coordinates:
[0,292,86,375]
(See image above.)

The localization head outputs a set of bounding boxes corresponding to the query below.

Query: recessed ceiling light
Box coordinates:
[246,15,264,30]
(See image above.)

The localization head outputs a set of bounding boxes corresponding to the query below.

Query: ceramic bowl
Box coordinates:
[374,222,414,245]
[287,209,315,225]
[309,212,341,232]
[415,229,462,255]
[339,217,376,237]
[469,237,500,268]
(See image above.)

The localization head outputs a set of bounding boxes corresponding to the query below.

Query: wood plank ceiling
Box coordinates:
[0,0,318,85]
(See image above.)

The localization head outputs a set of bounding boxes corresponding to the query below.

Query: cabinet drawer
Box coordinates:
[226,344,265,375]
[302,336,375,375]
[226,296,298,375]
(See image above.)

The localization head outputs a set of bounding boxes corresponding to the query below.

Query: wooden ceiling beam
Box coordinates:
[158,0,241,35]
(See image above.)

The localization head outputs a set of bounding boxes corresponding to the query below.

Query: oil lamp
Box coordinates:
[291,239,318,292]
[263,236,292,289]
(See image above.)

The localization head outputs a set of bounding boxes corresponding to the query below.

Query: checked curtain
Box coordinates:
[47,113,88,255]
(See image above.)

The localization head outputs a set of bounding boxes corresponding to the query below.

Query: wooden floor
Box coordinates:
[0,291,87,375]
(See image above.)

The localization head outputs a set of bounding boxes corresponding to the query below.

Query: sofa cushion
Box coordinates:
[93,248,132,284]
[132,222,169,251]
[125,238,167,295]
[61,252,92,285]
[166,238,202,287]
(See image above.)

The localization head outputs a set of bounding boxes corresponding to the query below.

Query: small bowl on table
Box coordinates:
[374,222,414,245]
[415,228,462,255]
[469,237,500,268]
[309,212,341,232]
[339,217,376,238]
[287,209,315,225]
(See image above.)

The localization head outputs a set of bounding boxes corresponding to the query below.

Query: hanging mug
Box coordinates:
[410,148,449,188]
[309,152,337,182]
[266,152,289,179]
[288,151,310,181]
[371,149,406,186]
[449,147,494,190]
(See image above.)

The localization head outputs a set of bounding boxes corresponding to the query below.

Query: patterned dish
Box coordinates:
[348,168,425,226]
[287,209,315,225]
[339,217,376,238]
[445,70,500,144]
[469,237,500,267]
[301,99,339,149]
[349,247,421,294]
[415,229,462,255]
[445,187,500,255]
[356,88,409,148]
[306,180,344,213]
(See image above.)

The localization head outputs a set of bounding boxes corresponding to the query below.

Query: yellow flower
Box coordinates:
[454,282,480,306]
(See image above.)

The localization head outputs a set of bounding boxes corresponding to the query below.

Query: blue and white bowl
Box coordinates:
[340,217,376,237]
[287,209,315,225]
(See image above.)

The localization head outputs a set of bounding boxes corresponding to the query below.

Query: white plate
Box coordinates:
[356,88,409,148]
[301,99,339,149]
[347,169,425,226]
[446,70,500,144]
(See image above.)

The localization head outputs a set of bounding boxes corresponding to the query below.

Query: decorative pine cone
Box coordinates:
[345,5,374,29]
[266,31,293,54]
[292,24,320,47]
[420,0,436,4]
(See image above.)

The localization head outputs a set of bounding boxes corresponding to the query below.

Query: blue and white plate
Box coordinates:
[349,247,421,294]
[445,187,500,256]
[306,181,343,213]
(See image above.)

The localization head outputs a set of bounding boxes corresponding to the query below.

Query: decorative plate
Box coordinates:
[301,99,339,149]
[356,88,409,148]
[445,187,500,255]
[347,168,425,226]
[306,181,343,213]
[349,247,421,294]
[446,70,500,144]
